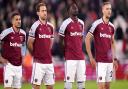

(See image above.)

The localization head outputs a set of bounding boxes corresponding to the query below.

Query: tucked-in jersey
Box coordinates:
[29,20,54,64]
[59,18,85,60]
[89,18,115,63]
[0,27,26,66]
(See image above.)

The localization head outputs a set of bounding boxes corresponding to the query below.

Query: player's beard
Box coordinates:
[106,12,111,19]
[40,16,47,21]
[16,23,21,28]
[106,16,110,20]
[72,10,78,16]
[40,14,47,20]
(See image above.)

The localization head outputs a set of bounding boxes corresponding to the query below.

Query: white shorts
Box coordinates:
[96,62,113,82]
[65,60,86,82]
[4,63,22,88]
[31,62,55,85]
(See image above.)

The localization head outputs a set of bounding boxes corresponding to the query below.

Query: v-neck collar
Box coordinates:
[11,27,20,34]
[39,19,47,26]
[70,17,78,22]
[102,18,109,25]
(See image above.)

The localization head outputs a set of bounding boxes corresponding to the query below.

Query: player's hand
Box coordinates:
[90,58,96,69]
[0,57,8,64]
[113,59,118,71]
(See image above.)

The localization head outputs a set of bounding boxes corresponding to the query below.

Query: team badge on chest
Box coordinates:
[20,36,24,42]
[47,27,51,33]
[109,27,112,33]
[11,36,14,39]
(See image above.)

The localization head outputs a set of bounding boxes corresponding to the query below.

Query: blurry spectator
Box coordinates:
[0,0,127,62]
[113,11,127,34]
[123,28,128,58]
[124,63,128,80]
[115,27,125,62]
[48,13,56,29]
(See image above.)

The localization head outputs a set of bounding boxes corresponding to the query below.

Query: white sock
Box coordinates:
[77,81,85,89]
[64,82,72,89]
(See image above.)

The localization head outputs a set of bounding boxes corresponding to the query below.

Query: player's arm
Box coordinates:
[0,30,8,64]
[27,37,35,55]
[50,38,54,49]
[58,21,66,53]
[50,24,55,49]
[21,32,27,59]
[59,35,64,53]
[50,35,54,49]
[27,23,37,55]
[111,35,118,70]
[0,54,7,64]
[0,41,8,64]
[21,41,27,59]
[85,32,96,68]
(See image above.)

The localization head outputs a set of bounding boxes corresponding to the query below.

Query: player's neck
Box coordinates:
[102,16,109,24]
[12,26,20,33]
[70,16,78,21]
[39,18,47,24]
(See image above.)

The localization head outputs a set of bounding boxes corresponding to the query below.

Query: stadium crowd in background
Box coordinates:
[0,0,128,63]
[0,0,128,84]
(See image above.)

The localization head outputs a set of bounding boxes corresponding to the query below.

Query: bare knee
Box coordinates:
[105,82,110,89]
[46,85,53,89]
[32,84,40,89]
[98,82,105,89]
[4,87,12,89]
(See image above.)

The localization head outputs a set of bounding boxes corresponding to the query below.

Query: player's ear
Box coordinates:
[101,6,104,14]
[11,17,14,24]
[37,11,39,16]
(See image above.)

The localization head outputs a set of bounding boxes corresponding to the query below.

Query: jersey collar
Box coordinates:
[38,19,47,26]
[70,17,78,22]
[11,27,20,34]
[101,18,110,25]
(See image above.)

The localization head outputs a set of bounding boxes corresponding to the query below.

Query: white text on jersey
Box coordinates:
[70,32,82,36]
[39,34,51,38]
[10,42,22,47]
[100,33,111,38]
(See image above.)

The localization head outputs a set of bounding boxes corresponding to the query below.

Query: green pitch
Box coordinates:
[0,80,127,89]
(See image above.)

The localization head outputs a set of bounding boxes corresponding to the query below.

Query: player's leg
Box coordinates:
[4,87,12,89]
[76,60,86,89]
[64,82,72,89]
[97,62,107,89]
[105,82,110,89]
[12,65,22,89]
[97,82,105,89]
[43,64,55,89]
[46,85,53,89]
[32,84,40,89]
[4,63,14,89]
[64,60,77,89]
[105,63,113,89]
[31,62,45,89]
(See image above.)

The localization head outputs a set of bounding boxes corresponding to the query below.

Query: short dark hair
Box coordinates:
[102,2,111,7]
[67,1,78,12]
[11,11,21,20]
[36,2,47,12]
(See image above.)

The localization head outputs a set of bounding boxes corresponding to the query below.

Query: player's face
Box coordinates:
[12,15,21,28]
[37,6,47,20]
[102,4,112,19]
[69,4,78,16]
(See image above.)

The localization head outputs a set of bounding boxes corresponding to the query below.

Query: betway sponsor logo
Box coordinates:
[39,34,51,38]
[70,32,82,36]
[100,33,111,38]
[10,42,22,47]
